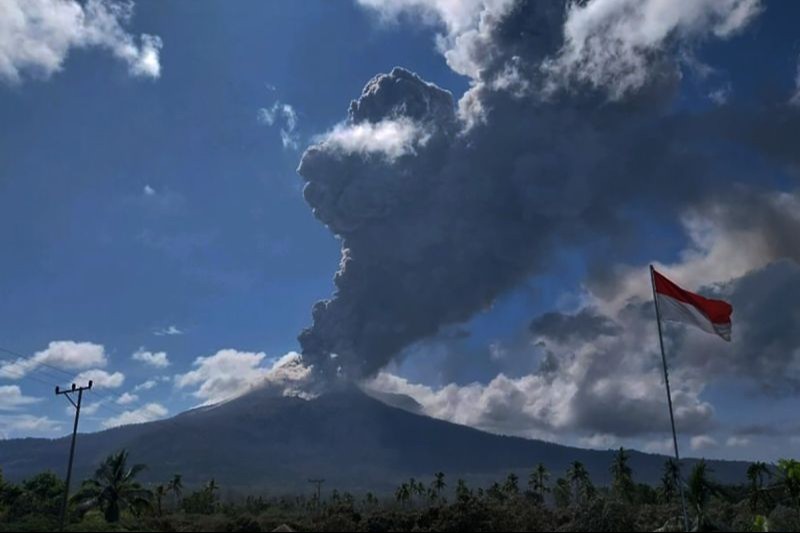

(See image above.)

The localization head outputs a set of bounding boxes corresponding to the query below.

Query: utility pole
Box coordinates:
[56,380,93,531]
[308,478,325,511]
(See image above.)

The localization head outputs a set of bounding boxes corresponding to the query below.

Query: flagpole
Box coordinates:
[650,265,690,533]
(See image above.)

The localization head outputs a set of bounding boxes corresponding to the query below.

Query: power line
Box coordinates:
[0,346,153,417]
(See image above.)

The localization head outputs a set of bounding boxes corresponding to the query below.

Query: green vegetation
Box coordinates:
[2,451,800,532]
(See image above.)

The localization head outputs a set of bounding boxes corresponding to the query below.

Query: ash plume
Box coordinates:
[295,0,796,384]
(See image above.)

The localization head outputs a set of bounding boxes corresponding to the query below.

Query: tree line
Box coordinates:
[2,448,800,531]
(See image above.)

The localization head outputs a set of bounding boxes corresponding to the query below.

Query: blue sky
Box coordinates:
[2,0,800,463]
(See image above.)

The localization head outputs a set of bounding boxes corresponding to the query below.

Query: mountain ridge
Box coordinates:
[0,387,750,493]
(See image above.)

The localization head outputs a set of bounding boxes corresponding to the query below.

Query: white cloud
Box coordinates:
[258,101,299,150]
[133,379,157,391]
[116,392,138,405]
[131,347,170,368]
[708,83,732,106]
[359,0,762,99]
[690,434,719,451]
[0,341,107,379]
[102,402,167,428]
[154,325,183,336]
[174,350,312,405]
[80,401,102,416]
[316,118,430,160]
[0,0,163,84]
[0,385,40,410]
[143,184,156,196]
[357,0,517,79]
[543,0,761,98]
[0,414,62,437]
[644,438,674,454]
[726,436,750,447]
[792,55,800,106]
[73,369,125,389]
[580,433,618,449]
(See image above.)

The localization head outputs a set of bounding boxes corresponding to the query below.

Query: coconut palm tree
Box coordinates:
[687,460,721,529]
[503,473,519,496]
[610,447,635,502]
[661,459,679,503]
[529,463,550,503]
[777,459,800,520]
[567,461,593,505]
[73,450,151,523]
[167,474,183,509]
[747,461,771,513]
[431,472,446,502]
[153,484,167,516]
[395,482,411,507]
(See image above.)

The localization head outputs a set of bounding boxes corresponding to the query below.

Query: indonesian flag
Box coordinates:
[652,268,733,341]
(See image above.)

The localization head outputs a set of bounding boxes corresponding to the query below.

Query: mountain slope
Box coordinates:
[0,388,749,492]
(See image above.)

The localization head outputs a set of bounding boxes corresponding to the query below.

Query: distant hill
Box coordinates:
[0,387,749,493]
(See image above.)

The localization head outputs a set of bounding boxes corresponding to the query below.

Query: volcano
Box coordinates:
[0,387,748,492]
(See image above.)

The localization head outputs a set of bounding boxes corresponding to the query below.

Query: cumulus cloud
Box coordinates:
[0,385,40,410]
[131,347,170,368]
[0,414,62,437]
[691,434,719,451]
[174,350,312,405]
[116,392,139,405]
[0,0,163,84]
[0,341,107,379]
[133,379,158,391]
[102,402,167,428]
[258,101,299,150]
[73,369,125,389]
[543,0,762,98]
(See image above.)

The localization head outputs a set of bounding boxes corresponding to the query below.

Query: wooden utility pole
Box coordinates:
[308,478,325,509]
[56,380,93,531]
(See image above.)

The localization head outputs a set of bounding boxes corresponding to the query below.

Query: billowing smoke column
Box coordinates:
[295,1,773,382]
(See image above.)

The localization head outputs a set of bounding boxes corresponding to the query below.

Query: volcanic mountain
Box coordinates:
[0,387,748,492]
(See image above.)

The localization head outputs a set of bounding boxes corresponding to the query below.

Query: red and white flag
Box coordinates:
[652,268,733,341]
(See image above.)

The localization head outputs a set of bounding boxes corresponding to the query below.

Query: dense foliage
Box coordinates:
[2,447,800,532]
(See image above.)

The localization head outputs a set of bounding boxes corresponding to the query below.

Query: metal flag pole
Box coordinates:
[650,265,690,533]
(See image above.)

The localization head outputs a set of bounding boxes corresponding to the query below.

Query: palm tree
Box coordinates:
[395,482,411,507]
[529,463,550,503]
[661,459,679,503]
[687,460,720,529]
[777,459,800,520]
[412,478,426,500]
[167,473,183,508]
[455,479,472,505]
[153,484,167,516]
[747,461,771,513]
[432,472,446,502]
[567,461,593,505]
[73,449,151,523]
[503,473,519,496]
[610,447,635,502]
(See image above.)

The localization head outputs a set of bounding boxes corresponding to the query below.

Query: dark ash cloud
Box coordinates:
[530,307,621,344]
[295,1,797,389]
